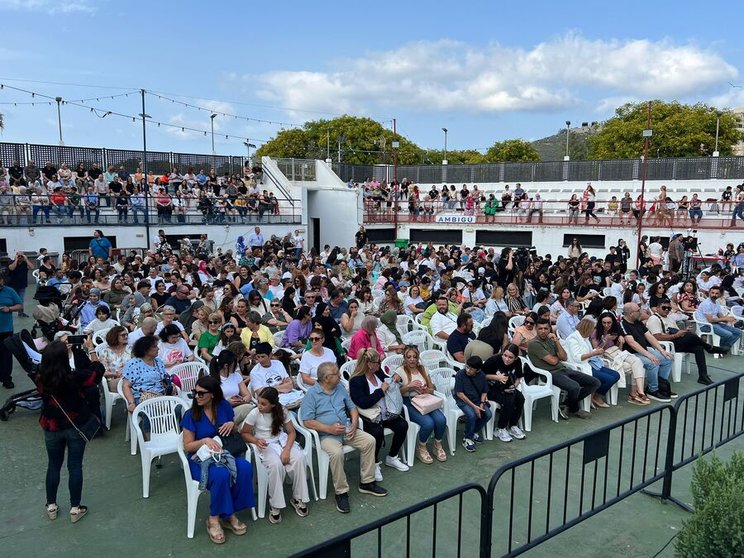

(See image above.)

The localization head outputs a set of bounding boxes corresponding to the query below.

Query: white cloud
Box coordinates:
[0,0,96,14]
[249,33,738,117]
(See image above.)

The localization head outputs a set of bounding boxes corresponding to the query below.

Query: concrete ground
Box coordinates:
[1,299,742,558]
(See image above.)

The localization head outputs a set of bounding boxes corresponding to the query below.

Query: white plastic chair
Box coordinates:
[339,359,357,381]
[273,330,285,347]
[298,408,357,500]
[519,356,561,432]
[430,375,463,456]
[32,269,40,283]
[131,396,186,498]
[92,328,111,347]
[508,315,525,339]
[658,341,692,383]
[400,403,420,467]
[564,345,619,406]
[117,380,138,455]
[177,432,257,538]
[381,354,404,376]
[694,318,721,348]
[296,373,311,393]
[250,414,319,518]
[396,314,415,334]
[419,349,449,371]
[170,362,209,403]
[402,330,428,353]
[101,377,123,430]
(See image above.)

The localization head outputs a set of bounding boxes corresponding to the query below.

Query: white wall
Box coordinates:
[306,188,361,252]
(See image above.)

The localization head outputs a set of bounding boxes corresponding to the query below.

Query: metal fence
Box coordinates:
[0,142,247,176]
[275,158,317,181]
[289,484,489,558]
[334,156,744,184]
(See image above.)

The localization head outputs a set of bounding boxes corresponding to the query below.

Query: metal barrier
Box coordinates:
[644,371,744,511]
[288,483,489,558]
[484,405,674,557]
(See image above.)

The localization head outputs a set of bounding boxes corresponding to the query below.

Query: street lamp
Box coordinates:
[55,97,64,146]
[564,120,571,161]
[210,113,217,155]
[441,127,448,165]
[244,140,256,167]
[713,111,722,157]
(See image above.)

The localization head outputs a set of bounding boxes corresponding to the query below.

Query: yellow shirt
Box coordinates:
[240,324,275,350]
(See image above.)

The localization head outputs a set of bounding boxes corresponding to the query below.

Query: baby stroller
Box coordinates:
[32,285,78,341]
[0,330,42,421]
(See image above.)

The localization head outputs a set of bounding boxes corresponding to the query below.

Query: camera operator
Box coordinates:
[7,251,34,317]
[51,331,103,424]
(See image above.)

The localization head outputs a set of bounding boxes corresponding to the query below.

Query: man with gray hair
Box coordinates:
[556,297,581,340]
[128,316,159,347]
[299,362,386,514]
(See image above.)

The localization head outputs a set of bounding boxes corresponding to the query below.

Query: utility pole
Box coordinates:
[140,89,151,249]
[55,97,64,145]
[392,118,399,242]
[635,102,652,269]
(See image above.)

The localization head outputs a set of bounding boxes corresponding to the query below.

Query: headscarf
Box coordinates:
[236,235,246,257]
[313,302,342,351]
[380,310,402,344]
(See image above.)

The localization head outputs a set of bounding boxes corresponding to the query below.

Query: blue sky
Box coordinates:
[0,0,741,157]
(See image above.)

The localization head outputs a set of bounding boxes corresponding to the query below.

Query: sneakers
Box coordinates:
[462,438,476,452]
[558,406,569,420]
[508,426,526,440]
[290,499,308,518]
[269,507,282,524]
[496,428,513,443]
[385,455,410,472]
[571,410,591,419]
[647,390,671,403]
[335,492,350,513]
[374,463,384,482]
[358,482,388,497]
[472,433,484,444]
[2,380,14,389]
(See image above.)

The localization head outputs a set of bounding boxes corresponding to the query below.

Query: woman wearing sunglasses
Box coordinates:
[181,376,255,544]
[299,328,336,387]
[198,313,224,363]
[512,312,538,353]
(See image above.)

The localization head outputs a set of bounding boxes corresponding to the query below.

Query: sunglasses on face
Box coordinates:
[309,337,322,342]
[660,306,671,310]
[192,389,210,397]
[524,321,535,326]
[208,320,221,324]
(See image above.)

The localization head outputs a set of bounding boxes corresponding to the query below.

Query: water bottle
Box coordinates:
[345,418,352,436]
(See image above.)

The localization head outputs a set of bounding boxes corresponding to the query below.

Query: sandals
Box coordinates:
[46,504,58,521]
[416,443,433,464]
[432,441,447,462]
[628,393,651,406]
[221,516,247,536]
[206,519,226,544]
[69,505,87,524]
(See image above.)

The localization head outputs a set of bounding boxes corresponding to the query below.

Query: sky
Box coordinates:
[0,0,742,158]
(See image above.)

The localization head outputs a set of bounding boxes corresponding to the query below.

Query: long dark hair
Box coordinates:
[189,375,225,421]
[258,387,284,437]
[38,341,72,395]
[209,350,237,378]
[595,312,621,339]
[478,311,508,350]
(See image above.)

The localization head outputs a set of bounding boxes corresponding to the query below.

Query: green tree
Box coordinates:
[589,100,742,159]
[255,115,424,165]
[424,149,486,165]
[484,139,541,162]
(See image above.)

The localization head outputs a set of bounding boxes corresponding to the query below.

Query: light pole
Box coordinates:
[210,113,217,155]
[564,120,571,161]
[713,111,722,157]
[55,97,64,146]
[244,140,256,167]
[441,127,448,165]
[139,88,152,248]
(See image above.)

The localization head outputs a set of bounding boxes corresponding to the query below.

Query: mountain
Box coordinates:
[530,124,599,161]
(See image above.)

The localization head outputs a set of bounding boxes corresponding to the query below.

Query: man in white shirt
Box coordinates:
[128,317,158,347]
[430,296,459,340]
[695,285,742,351]
[248,226,264,249]
[695,270,721,296]
[291,230,304,259]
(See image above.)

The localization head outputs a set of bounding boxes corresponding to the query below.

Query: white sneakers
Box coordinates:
[385,455,410,472]
[496,426,526,442]
[374,463,384,482]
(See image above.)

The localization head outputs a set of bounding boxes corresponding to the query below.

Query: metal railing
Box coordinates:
[296,372,744,557]
[334,156,744,184]
[0,194,302,227]
[275,158,317,181]
[289,484,489,558]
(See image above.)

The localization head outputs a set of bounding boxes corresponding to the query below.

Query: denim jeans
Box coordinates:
[636,348,672,392]
[592,366,621,396]
[712,323,742,349]
[403,399,446,443]
[44,428,87,507]
[455,400,492,440]
[731,203,744,224]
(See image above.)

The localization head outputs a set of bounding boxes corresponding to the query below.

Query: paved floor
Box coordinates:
[1,302,742,558]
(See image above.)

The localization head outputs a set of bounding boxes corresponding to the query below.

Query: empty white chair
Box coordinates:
[272,330,285,348]
[101,377,123,431]
[131,396,186,498]
[92,328,111,347]
[339,359,357,381]
[170,362,209,403]
[419,350,448,371]
[401,330,428,353]
[430,375,463,456]
[396,314,416,334]
[518,356,561,432]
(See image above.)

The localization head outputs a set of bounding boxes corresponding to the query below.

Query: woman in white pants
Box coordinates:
[241,387,310,524]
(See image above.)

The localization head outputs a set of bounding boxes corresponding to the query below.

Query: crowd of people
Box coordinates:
[0,160,282,225]
[359,179,744,226]
[2,222,743,543]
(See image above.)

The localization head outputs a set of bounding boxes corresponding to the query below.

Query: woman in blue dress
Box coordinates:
[181,375,254,544]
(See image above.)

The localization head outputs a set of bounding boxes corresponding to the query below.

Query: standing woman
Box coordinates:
[181,375,254,544]
[583,183,600,223]
[37,340,104,523]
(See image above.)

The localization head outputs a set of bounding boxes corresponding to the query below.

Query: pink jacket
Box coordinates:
[348,329,385,360]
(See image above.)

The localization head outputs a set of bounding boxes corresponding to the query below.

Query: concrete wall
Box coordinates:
[306,188,362,252]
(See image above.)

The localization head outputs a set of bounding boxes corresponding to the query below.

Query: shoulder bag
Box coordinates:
[411,393,443,415]
[51,395,101,443]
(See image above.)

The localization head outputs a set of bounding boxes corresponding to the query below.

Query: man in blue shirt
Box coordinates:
[0,272,24,388]
[556,298,581,339]
[248,226,264,249]
[446,313,476,363]
[88,230,112,261]
[695,285,742,351]
[299,362,386,513]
